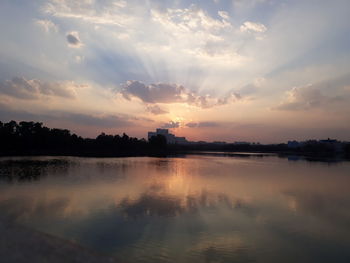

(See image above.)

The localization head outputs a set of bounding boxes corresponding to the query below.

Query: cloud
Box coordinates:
[42,0,129,26]
[149,5,243,62]
[121,81,185,104]
[218,11,230,20]
[240,21,267,33]
[0,102,134,129]
[0,77,82,100]
[151,5,231,36]
[38,0,262,76]
[186,122,219,128]
[35,19,58,33]
[62,112,132,128]
[120,80,242,108]
[275,84,345,111]
[233,0,267,8]
[161,121,180,129]
[146,105,168,115]
[66,31,83,48]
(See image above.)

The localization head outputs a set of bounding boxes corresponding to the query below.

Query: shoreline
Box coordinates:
[0,149,349,162]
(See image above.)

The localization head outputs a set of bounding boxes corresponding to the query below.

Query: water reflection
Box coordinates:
[0,155,350,263]
[120,193,183,218]
[0,158,70,182]
[118,190,245,219]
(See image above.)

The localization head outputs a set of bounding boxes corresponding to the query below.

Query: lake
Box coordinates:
[1,154,350,263]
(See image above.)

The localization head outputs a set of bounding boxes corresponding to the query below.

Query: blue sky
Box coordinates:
[0,0,350,142]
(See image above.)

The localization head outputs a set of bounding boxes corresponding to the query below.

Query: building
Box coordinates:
[234,141,250,145]
[148,128,188,144]
[287,140,300,148]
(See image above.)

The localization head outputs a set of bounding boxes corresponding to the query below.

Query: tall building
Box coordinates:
[148,128,188,144]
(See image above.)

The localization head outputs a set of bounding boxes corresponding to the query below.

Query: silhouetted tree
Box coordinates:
[0,120,348,158]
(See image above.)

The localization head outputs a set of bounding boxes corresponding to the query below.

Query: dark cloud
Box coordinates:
[62,113,132,128]
[146,105,168,115]
[0,102,133,129]
[185,122,198,128]
[186,121,219,128]
[120,80,242,108]
[66,31,82,47]
[0,77,80,100]
[121,81,185,103]
[161,121,180,129]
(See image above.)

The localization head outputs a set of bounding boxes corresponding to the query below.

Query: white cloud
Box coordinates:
[218,11,230,20]
[113,0,127,8]
[42,0,132,27]
[35,19,58,33]
[275,83,346,111]
[240,21,267,33]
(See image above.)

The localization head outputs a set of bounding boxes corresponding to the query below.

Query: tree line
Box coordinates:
[0,120,349,158]
[0,120,167,156]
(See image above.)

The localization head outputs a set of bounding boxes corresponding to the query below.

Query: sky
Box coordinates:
[0,0,350,143]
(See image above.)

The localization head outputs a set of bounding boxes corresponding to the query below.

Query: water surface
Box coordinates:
[1,155,350,263]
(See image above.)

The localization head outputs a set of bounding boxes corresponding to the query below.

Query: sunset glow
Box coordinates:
[1,0,350,142]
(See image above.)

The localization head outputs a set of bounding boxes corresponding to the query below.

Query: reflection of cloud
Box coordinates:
[119,193,183,218]
[0,159,69,183]
[119,190,245,219]
[0,197,70,222]
[284,190,350,227]
[194,236,252,263]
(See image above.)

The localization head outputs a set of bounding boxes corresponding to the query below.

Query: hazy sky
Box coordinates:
[0,0,350,142]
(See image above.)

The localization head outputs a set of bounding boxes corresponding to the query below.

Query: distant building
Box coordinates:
[234,141,250,145]
[287,139,342,152]
[319,138,342,152]
[148,128,188,144]
[288,140,300,148]
[319,138,338,144]
[213,141,227,145]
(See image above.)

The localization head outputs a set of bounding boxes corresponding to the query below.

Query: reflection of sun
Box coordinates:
[288,198,298,212]
[166,159,193,197]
